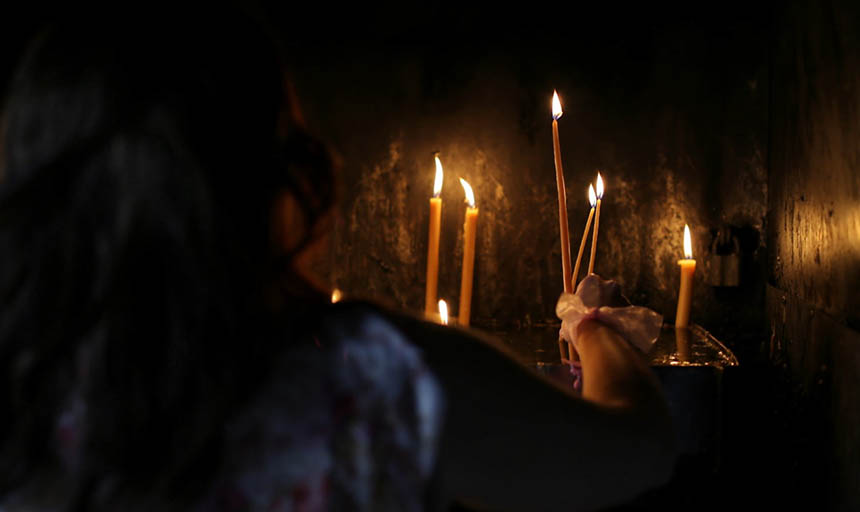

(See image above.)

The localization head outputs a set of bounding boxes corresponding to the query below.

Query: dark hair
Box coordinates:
[0,7,334,507]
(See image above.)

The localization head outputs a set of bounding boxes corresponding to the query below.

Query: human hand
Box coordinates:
[557,274,663,355]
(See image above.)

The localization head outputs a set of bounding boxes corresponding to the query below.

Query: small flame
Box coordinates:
[331,288,343,303]
[588,184,597,207]
[595,172,604,199]
[683,224,693,259]
[438,299,449,325]
[459,178,476,208]
[552,90,563,120]
[433,155,444,197]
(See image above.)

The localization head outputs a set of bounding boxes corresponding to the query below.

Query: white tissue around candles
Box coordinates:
[557,274,663,354]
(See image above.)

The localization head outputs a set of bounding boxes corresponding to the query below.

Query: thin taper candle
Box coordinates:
[552,90,573,363]
[458,178,478,327]
[572,185,597,291]
[675,224,697,328]
[588,173,604,275]
[424,155,444,314]
[551,91,573,294]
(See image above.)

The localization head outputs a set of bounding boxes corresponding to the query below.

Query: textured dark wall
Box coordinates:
[769,0,860,508]
[769,1,860,323]
[285,7,769,350]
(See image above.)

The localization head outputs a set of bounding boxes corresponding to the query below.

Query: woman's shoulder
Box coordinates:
[317,301,432,388]
[206,300,444,511]
[241,300,440,430]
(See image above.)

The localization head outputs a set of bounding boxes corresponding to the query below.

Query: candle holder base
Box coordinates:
[493,322,738,470]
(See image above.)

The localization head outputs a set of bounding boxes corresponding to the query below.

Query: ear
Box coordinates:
[271,190,308,255]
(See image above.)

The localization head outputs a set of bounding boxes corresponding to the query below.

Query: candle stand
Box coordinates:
[495,323,738,469]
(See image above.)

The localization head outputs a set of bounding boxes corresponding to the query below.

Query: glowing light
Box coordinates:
[459,178,476,208]
[331,289,343,303]
[438,299,449,325]
[552,90,563,120]
[683,224,693,259]
[595,172,604,199]
[588,184,597,207]
[433,155,444,197]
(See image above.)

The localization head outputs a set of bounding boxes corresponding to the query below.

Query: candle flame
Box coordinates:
[683,224,693,259]
[595,172,604,199]
[433,155,444,197]
[331,288,343,303]
[438,299,449,325]
[588,184,597,207]
[552,90,563,120]
[459,178,476,208]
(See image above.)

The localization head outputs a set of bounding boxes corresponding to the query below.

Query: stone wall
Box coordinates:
[286,6,770,352]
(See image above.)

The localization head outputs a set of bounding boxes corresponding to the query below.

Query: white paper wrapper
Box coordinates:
[556,274,663,354]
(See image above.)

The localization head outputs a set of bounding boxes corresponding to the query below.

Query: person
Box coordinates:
[0,7,674,511]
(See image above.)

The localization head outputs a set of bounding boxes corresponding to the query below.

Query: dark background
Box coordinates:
[2,1,858,509]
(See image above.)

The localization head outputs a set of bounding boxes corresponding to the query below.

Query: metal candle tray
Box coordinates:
[494,324,739,467]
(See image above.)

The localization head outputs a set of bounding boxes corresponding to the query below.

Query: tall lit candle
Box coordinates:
[571,184,597,291]
[438,299,449,325]
[675,224,696,328]
[458,178,478,327]
[425,155,444,314]
[551,90,573,294]
[587,172,604,275]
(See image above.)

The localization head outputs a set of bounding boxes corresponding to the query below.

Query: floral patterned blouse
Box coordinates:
[198,304,444,511]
